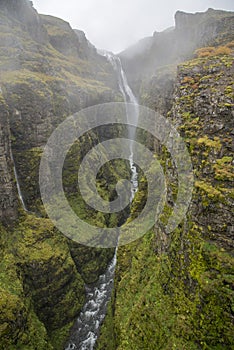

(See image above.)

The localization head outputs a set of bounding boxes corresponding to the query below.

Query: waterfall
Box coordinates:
[65,251,117,350]
[65,52,139,350]
[101,50,139,201]
[10,147,28,212]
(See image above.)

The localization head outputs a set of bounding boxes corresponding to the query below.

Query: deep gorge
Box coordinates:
[0,1,233,350]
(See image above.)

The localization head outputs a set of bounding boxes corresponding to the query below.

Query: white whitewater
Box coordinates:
[65,52,139,350]
[65,251,117,350]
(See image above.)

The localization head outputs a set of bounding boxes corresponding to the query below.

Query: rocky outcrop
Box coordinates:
[74,29,97,57]
[16,217,85,335]
[0,0,48,43]
[174,9,234,57]
[175,8,233,31]
[140,65,176,115]
[41,15,88,59]
[0,216,86,349]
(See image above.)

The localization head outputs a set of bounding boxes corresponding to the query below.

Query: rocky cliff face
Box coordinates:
[0,0,48,43]
[41,15,98,60]
[97,12,234,350]
[170,54,233,250]
[0,0,119,213]
[0,1,120,349]
[120,8,234,93]
[0,96,18,223]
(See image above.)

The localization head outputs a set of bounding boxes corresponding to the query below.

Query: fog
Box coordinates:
[33,0,234,53]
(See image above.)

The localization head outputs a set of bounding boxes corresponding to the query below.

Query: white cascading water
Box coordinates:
[10,147,28,212]
[102,51,139,201]
[65,52,139,350]
[65,251,117,350]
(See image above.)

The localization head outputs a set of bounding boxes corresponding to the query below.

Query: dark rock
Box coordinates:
[0,96,18,222]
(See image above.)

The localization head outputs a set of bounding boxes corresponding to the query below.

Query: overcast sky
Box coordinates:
[33,0,234,53]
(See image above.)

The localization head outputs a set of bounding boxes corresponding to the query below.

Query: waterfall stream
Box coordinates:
[65,251,117,350]
[65,52,139,350]
[102,51,139,201]
[10,148,28,212]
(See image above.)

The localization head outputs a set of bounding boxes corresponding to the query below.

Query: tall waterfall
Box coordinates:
[65,52,139,350]
[102,51,139,201]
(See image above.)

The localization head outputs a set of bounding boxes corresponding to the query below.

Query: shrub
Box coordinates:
[195,45,232,58]
[195,47,215,57]
[214,46,232,55]
[226,40,234,49]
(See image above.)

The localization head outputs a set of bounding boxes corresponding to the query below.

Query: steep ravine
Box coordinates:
[0,2,233,350]
[64,51,140,350]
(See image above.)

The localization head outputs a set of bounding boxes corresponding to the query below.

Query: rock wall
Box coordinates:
[0,1,121,348]
[97,44,234,350]
[120,8,234,93]
[0,0,48,43]
[0,0,120,212]
[0,95,18,222]
[170,53,233,250]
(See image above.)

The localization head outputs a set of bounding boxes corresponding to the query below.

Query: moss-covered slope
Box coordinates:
[97,49,234,350]
[0,215,85,349]
[0,1,121,349]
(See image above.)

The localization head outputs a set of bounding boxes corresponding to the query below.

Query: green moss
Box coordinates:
[98,222,234,349]
[97,44,234,350]
[49,322,74,350]
[213,156,234,181]
[0,225,53,349]
[96,292,117,350]
[0,215,86,349]
[197,136,222,150]
[69,240,114,284]
[195,180,223,199]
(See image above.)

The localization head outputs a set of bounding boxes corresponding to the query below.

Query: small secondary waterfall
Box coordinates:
[65,52,139,350]
[10,148,28,212]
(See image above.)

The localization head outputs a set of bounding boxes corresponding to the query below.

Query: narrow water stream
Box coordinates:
[65,52,139,350]
[10,147,28,212]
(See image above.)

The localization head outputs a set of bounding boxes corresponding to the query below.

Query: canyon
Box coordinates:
[0,1,233,349]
